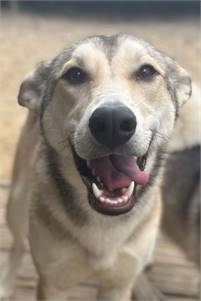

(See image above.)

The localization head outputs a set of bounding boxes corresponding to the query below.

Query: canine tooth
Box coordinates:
[126,182,135,198]
[92,183,103,198]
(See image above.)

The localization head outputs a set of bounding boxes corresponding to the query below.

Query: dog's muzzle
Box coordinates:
[70,103,151,216]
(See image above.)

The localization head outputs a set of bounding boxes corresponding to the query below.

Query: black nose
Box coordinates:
[89,105,137,148]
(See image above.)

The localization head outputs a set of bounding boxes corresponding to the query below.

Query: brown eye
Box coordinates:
[62,67,88,85]
[136,64,159,81]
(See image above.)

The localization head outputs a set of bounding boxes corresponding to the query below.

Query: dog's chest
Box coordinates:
[73,216,139,270]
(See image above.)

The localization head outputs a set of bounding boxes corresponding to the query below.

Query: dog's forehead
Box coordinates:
[72,41,109,71]
[72,35,119,62]
[61,35,159,72]
[110,38,162,74]
[56,35,166,83]
[113,38,147,62]
[73,35,150,64]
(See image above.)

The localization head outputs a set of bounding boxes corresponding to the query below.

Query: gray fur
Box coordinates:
[162,145,200,264]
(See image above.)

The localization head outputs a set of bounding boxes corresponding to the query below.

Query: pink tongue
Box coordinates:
[91,154,149,192]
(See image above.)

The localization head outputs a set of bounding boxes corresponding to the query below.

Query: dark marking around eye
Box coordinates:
[62,67,88,85]
[135,64,159,81]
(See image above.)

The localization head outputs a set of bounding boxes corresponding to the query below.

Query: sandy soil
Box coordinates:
[0,11,200,179]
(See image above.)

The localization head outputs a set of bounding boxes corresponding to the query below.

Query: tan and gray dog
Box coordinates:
[0,34,191,300]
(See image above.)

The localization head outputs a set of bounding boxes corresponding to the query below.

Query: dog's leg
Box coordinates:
[0,238,25,299]
[36,278,59,301]
[96,255,139,301]
[97,283,133,301]
[0,184,28,299]
[36,277,70,301]
[36,277,45,300]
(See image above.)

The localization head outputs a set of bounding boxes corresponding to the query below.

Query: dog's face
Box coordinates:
[18,34,191,216]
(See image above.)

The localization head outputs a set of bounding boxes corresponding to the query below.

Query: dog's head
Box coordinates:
[18,34,191,216]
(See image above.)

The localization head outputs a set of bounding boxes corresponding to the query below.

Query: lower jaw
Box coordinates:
[88,184,137,216]
[71,144,149,216]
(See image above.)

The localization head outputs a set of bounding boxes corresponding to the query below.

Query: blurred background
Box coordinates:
[0,0,200,179]
[0,1,200,300]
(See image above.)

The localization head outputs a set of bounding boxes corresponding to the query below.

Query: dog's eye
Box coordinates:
[136,64,159,81]
[62,67,88,85]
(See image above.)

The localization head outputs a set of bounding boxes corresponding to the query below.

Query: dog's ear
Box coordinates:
[165,58,192,107]
[18,60,51,112]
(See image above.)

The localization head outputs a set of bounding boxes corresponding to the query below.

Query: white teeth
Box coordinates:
[126,181,135,198]
[100,196,106,202]
[105,198,111,203]
[92,183,103,198]
[92,182,133,206]
[122,196,128,202]
[117,196,128,204]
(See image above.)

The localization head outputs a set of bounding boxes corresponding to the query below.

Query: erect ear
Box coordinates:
[18,60,51,112]
[165,57,192,108]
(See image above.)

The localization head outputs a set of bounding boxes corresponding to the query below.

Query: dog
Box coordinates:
[0,34,191,300]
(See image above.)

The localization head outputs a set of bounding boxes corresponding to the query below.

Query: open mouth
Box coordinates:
[72,147,150,216]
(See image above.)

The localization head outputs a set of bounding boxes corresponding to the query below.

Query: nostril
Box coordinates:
[120,118,136,132]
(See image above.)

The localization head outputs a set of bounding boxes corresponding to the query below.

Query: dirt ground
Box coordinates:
[0,11,200,179]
